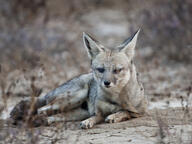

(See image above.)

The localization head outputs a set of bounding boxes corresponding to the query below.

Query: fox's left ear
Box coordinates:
[117,29,140,59]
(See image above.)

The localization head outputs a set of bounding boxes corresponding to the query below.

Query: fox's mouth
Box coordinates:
[101,84,111,89]
[105,85,111,88]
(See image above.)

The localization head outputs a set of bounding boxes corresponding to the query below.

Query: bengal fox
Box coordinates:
[10,30,148,129]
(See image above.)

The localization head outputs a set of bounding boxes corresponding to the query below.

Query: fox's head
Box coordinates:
[83,30,140,92]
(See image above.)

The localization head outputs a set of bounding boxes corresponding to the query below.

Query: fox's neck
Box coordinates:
[97,85,121,105]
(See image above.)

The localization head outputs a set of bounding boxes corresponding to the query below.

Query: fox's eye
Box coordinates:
[96,68,105,73]
[113,68,123,74]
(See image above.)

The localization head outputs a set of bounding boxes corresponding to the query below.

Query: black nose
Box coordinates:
[104,81,111,86]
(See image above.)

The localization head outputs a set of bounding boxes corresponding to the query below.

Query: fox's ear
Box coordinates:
[117,29,140,59]
[83,32,105,59]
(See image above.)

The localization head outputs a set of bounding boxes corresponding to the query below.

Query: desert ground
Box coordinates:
[0,63,192,144]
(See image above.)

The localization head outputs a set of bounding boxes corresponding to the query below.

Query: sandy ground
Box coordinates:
[0,63,192,144]
[1,108,192,144]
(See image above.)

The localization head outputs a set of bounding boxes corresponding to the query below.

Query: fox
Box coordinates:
[10,29,148,129]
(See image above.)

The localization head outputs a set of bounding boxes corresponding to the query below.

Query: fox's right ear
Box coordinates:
[83,32,105,59]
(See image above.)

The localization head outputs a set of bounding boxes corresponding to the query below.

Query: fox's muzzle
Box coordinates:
[104,80,111,88]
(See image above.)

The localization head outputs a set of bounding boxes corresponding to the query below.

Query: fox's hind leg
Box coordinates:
[48,108,89,124]
[32,107,90,127]
[37,88,88,116]
[10,73,92,123]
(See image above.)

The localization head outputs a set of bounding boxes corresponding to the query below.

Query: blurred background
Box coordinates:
[0,0,192,119]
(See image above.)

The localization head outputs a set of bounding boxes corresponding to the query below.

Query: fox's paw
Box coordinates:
[79,119,95,129]
[105,111,131,123]
[105,115,120,123]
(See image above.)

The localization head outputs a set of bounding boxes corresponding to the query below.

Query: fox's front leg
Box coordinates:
[105,111,131,123]
[79,111,130,129]
[80,113,104,129]
[105,111,142,123]
[79,100,122,129]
